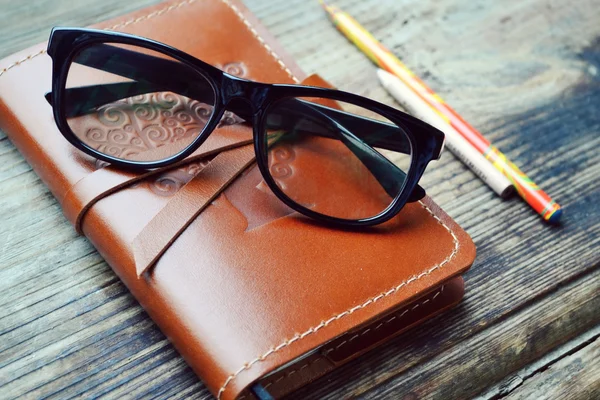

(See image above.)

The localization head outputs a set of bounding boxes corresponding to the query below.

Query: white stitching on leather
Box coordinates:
[325,285,445,353]
[261,355,326,391]
[0,49,46,77]
[220,0,299,83]
[0,3,460,399]
[0,0,300,83]
[109,0,196,30]
[218,201,460,399]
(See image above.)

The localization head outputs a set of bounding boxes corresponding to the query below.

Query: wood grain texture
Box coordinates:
[503,333,600,400]
[476,325,600,399]
[0,0,599,399]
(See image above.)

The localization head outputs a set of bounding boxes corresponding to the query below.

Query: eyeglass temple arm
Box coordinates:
[48,44,417,155]
[46,45,425,201]
[47,81,412,157]
[269,100,424,201]
[46,85,425,202]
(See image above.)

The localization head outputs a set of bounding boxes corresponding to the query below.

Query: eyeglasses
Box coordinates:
[46,27,445,227]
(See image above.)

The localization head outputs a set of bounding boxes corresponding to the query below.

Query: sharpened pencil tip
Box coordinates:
[319,0,336,16]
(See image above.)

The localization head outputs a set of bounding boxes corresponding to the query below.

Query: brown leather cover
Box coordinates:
[0,1,476,399]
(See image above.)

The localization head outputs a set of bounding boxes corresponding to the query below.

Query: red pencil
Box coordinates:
[321,1,562,222]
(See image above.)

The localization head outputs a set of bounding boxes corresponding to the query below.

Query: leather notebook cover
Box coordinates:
[0,1,476,399]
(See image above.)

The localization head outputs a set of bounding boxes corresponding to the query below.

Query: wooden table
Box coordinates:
[1,0,599,399]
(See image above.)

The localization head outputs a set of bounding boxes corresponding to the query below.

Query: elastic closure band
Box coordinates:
[133,143,256,276]
[61,130,253,234]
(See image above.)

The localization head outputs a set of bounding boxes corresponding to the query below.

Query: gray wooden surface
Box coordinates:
[1,0,599,399]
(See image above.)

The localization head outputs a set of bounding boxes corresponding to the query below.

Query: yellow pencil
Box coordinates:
[321,1,562,222]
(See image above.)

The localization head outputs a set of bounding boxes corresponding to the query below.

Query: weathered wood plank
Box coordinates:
[0,0,599,399]
[0,0,161,57]
[504,333,600,400]
[478,325,600,399]
[297,266,600,399]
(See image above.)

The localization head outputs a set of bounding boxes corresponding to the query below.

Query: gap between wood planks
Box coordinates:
[285,263,600,400]
[481,326,600,399]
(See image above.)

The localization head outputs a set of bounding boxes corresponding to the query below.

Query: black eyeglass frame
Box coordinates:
[47,27,445,227]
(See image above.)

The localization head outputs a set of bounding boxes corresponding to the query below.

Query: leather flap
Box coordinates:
[0,2,476,399]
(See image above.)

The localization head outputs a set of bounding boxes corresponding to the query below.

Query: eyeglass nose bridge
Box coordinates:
[219,74,269,120]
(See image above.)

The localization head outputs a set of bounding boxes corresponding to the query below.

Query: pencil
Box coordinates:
[377,69,514,198]
[321,1,562,222]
